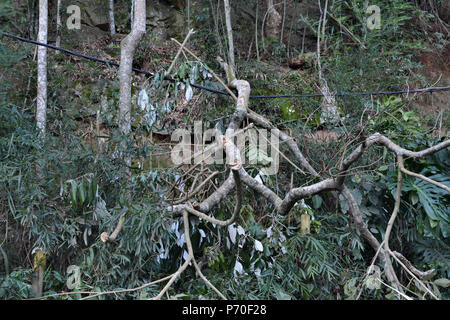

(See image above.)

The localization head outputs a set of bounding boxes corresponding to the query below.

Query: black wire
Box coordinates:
[3,33,450,99]
[2,33,232,95]
[250,87,450,98]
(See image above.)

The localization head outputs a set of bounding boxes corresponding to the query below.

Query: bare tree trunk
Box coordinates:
[266,0,281,39]
[119,0,146,168]
[108,0,116,38]
[255,0,260,60]
[316,0,339,125]
[187,0,191,33]
[223,0,235,72]
[209,0,225,58]
[56,0,61,47]
[27,0,37,38]
[37,0,48,138]
[130,0,135,29]
[31,248,46,297]
[280,0,286,45]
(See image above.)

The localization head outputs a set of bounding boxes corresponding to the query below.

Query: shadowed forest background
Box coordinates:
[0,0,449,300]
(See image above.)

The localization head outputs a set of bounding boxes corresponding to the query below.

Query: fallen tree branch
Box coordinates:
[80,274,172,300]
[184,169,242,227]
[167,29,195,76]
[183,210,227,299]
[159,50,450,299]
[363,134,450,158]
[400,166,450,193]
[374,277,413,300]
[383,154,404,294]
[341,186,383,253]
[172,38,237,101]
[389,250,439,300]
[277,135,450,215]
[152,255,192,300]
[255,126,307,175]
[391,251,435,280]
[172,171,220,205]
[30,274,174,300]
[356,240,385,300]
[101,213,126,242]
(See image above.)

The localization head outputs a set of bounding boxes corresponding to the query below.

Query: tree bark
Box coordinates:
[56,0,61,47]
[161,55,449,295]
[37,0,48,138]
[316,0,340,125]
[108,0,116,38]
[31,248,46,297]
[119,0,146,137]
[223,0,235,72]
[130,0,135,30]
[266,0,281,39]
[118,0,146,173]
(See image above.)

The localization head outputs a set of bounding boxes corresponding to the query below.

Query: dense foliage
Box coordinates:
[0,0,448,299]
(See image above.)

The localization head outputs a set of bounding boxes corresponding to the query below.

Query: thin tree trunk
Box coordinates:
[28,0,37,38]
[37,0,48,138]
[130,0,135,29]
[108,0,116,38]
[187,0,191,33]
[280,0,286,45]
[287,0,299,58]
[209,0,225,58]
[223,0,235,71]
[119,0,146,168]
[316,0,339,125]
[34,0,47,283]
[56,0,61,47]
[316,0,323,81]
[31,249,46,297]
[255,1,260,60]
[266,0,281,39]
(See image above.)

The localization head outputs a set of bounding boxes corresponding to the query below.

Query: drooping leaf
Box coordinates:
[228,224,237,244]
[70,181,78,211]
[312,195,323,209]
[185,84,193,102]
[78,180,86,206]
[234,260,244,275]
[254,239,263,252]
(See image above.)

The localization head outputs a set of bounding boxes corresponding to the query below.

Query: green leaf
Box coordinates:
[429,218,438,228]
[89,177,98,204]
[0,247,9,276]
[433,278,450,288]
[280,102,299,120]
[78,180,86,206]
[351,188,362,206]
[351,175,362,183]
[87,178,93,204]
[403,171,450,238]
[70,181,78,211]
[274,288,292,300]
[312,195,323,209]
[339,194,349,214]
[409,192,419,205]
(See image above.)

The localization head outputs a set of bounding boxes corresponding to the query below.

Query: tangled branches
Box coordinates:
[144,53,447,299]
[93,42,449,300]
